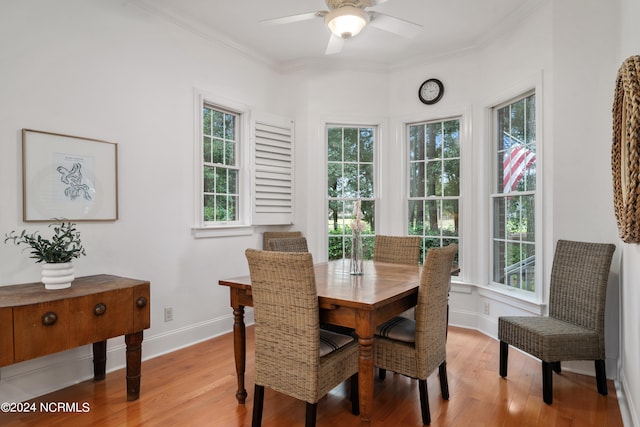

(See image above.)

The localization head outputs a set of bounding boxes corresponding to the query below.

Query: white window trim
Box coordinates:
[320,115,386,258]
[192,88,253,238]
[405,115,463,260]
[393,105,472,279]
[484,71,545,304]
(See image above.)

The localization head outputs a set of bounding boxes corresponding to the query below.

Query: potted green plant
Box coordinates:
[4,221,86,289]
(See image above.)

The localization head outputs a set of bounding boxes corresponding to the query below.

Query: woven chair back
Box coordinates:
[415,244,457,375]
[263,231,303,250]
[244,249,320,401]
[268,237,309,252]
[548,240,615,335]
[373,235,421,265]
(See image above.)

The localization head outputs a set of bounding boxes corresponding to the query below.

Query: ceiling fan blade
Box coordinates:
[261,11,324,26]
[325,34,344,55]
[369,12,422,38]
[362,0,389,6]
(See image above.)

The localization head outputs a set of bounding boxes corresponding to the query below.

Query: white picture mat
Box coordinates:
[22,129,118,221]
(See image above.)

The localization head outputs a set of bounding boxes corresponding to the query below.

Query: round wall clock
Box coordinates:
[418,78,444,105]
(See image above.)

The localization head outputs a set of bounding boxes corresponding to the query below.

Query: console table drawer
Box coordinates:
[14,299,70,362]
[70,288,133,345]
[133,283,150,331]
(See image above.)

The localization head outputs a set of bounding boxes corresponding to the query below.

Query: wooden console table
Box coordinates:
[0,274,150,401]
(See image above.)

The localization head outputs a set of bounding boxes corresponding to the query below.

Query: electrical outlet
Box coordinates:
[483,302,490,315]
[164,307,174,322]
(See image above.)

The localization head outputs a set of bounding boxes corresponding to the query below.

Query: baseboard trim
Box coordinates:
[1,306,627,422]
[450,307,620,382]
[618,367,638,427]
[0,310,255,403]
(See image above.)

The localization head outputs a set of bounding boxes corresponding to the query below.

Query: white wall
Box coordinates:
[386,1,554,291]
[289,1,631,421]
[617,0,640,424]
[290,0,624,384]
[0,0,285,402]
[0,1,636,423]
[550,0,623,384]
[292,65,390,258]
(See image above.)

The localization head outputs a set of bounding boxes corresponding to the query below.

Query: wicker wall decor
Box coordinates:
[612,55,640,243]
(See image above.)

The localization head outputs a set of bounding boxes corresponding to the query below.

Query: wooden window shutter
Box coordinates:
[251,113,294,225]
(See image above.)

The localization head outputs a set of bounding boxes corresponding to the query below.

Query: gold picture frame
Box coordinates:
[22,129,118,222]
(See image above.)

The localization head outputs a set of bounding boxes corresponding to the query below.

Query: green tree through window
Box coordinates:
[408,118,460,265]
[327,126,376,260]
[203,104,239,223]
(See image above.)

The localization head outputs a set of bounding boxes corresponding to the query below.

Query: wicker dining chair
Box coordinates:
[373,235,422,321]
[245,249,360,427]
[268,236,309,252]
[262,231,302,250]
[373,235,422,265]
[373,244,457,425]
[498,240,615,405]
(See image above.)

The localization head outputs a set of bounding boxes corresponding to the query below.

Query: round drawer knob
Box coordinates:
[136,296,147,308]
[94,303,107,316]
[41,311,58,326]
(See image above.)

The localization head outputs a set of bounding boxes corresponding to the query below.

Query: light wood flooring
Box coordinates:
[0,326,624,426]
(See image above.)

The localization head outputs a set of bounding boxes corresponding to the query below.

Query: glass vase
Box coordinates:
[350,231,364,275]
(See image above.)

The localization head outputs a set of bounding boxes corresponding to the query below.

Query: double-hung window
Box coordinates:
[194,88,252,237]
[202,103,240,224]
[327,125,376,260]
[407,118,460,265]
[195,91,294,236]
[491,92,537,292]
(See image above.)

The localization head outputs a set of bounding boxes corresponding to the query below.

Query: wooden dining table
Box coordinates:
[218,259,422,425]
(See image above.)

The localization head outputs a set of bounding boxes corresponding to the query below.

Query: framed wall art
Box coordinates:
[22,129,118,222]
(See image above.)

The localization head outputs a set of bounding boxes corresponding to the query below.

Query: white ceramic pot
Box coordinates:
[41,262,75,290]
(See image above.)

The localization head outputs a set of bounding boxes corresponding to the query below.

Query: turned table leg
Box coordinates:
[356,311,375,425]
[125,331,143,401]
[92,340,107,381]
[233,305,247,404]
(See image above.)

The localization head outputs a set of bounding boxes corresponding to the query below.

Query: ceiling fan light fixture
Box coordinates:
[325,6,369,39]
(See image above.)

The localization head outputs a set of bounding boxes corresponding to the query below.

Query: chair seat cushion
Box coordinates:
[320,329,355,357]
[498,316,602,361]
[375,316,415,343]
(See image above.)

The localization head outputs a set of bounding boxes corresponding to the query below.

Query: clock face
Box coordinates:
[419,79,444,104]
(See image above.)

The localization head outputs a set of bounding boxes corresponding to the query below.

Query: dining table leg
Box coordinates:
[232,303,247,404]
[356,311,375,425]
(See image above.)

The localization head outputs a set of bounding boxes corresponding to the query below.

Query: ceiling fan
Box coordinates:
[261,0,423,55]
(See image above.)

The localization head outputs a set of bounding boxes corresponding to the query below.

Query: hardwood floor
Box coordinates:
[1,326,623,426]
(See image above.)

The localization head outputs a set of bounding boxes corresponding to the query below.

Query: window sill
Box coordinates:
[450,280,474,295]
[475,283,545,315]
[192,225,254,239]
[450,278,544,315]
